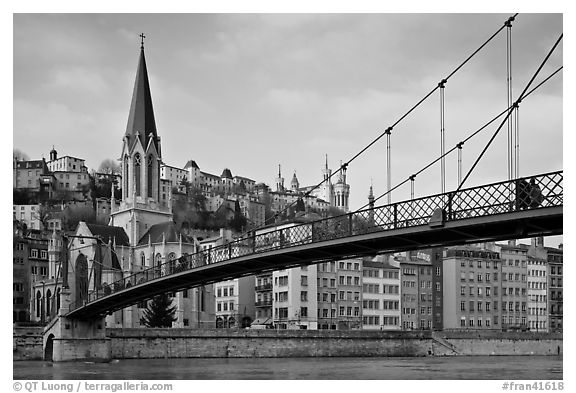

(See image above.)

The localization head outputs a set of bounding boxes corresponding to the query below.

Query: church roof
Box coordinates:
[85,223,130,246]
[125,46,159,153]
[137,221,194,246]
[221,168,233,179]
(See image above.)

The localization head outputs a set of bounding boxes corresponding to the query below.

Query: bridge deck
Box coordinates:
[67,205,562,319]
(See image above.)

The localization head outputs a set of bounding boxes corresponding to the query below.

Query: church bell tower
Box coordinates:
[109,35,172,246]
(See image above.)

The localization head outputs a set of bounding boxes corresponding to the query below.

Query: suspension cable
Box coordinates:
[385,127,392,204]
[439,79,447,194]
[359,65,562,212]
[506,17,514,180]
[258,14,518,229]
[455,34,563,194]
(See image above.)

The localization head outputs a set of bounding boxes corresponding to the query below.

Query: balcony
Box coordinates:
[255,300,272,307]
[255,283,272,292]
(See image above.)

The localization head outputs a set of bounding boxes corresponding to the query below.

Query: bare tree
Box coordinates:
[98,159,121,174]
[13,149,29,161]
[33,204,53,230]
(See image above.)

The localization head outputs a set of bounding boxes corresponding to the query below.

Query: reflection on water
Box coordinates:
[14,356,562,380]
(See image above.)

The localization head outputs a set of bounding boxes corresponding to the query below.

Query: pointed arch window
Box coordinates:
[46,289,52,317]
[123,155,129,193]
[134,153,141,196]
[56,288,61,312]
[36,291,42,318]
[147,155,154,198]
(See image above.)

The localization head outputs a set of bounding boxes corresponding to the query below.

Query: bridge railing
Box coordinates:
[69,170,562,312]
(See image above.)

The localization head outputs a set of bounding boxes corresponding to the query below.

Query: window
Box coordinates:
[230,287,234,297]
[301,276,308,286]
[31,249,38,258]
[300,307,308,317]
[301,291,308,302]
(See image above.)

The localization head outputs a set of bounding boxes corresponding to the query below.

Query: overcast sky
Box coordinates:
[13,13,563,242]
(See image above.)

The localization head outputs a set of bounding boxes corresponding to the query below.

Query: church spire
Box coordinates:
[125,36,159,153]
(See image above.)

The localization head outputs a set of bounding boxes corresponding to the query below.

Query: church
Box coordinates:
[36,39,215,328]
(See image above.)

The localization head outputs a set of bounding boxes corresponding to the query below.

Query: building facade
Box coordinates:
[547,245,563,332]
[499,241,529,330]
[442,246,502,330]
[361,255,400,330]
[273,265,318,330]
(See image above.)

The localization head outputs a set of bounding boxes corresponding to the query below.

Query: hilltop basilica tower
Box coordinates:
[109,39,172,246]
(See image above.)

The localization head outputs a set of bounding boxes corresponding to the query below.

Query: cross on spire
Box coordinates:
[140,33,146,49]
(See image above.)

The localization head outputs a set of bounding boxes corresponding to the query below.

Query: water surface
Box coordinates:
[14,355,562,380]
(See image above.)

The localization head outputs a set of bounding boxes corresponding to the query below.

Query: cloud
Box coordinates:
[264,88,322,116]
[44,67,109,94]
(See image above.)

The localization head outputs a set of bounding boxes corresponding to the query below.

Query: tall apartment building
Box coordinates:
[273,265,318,329]
[13,224,30,323]
[254,273,273,326]
[361,255,400,330]
[336,259,363,330]
[399,252,433,330]
[499,241,529,330]
[215,277,255,328]
[547,245,563,332]
[442,246,502,330]
[317,261,338,330]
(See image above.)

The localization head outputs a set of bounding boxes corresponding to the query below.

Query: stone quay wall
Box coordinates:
[13,326,44,361]
[106,329,563,359]
[13,328,563,360]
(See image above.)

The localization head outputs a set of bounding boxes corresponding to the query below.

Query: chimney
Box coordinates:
[508,240,516,247]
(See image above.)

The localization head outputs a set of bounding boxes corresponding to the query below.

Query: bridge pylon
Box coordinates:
[43,288,110,362]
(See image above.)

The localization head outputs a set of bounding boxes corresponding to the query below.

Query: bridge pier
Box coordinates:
[43,289,111,362]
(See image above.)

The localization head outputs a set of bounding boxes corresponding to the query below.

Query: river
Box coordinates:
[14,355,562,380]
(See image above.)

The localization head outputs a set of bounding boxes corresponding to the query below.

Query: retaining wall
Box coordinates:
[13,327,44,361]
[13,328,563,360]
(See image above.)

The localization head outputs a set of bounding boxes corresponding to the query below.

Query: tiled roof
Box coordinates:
[184,160,199,169]
[221,168,233,179]
[137,221,194,246]
[85,223,130,246]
